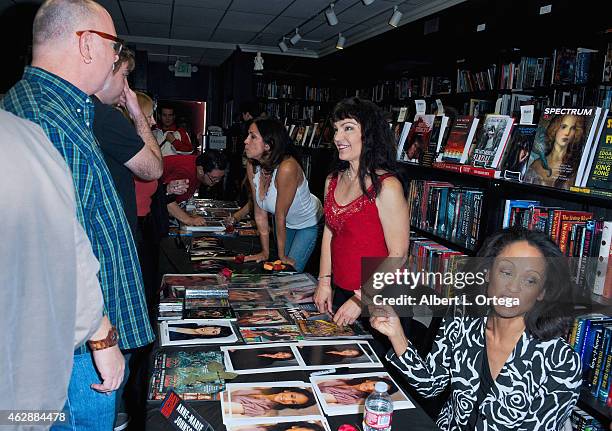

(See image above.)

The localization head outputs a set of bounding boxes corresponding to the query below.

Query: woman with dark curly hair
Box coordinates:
[227,387,317,417]
[243,118,322,272]
[313,97,410,327]
[370,227,582,430]
[524,114,585,189]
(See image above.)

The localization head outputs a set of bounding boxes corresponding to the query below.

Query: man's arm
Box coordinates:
[167,201,205,226]
[121,80,163,180]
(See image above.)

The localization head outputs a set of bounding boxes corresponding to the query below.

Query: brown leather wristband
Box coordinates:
[87,326,119,351]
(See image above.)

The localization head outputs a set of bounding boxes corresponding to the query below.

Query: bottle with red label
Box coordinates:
[363,381,393,431]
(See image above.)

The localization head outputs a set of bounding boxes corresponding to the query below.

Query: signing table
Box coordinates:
[145,234,439,431]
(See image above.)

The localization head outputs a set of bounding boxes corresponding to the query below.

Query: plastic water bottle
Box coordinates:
[363,381,393,431]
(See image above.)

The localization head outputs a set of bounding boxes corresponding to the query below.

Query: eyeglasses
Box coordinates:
[76,30,124,55]
[206,173,224,184]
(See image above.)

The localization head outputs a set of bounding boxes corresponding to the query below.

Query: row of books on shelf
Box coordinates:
[470,83,611,119]
[286,122,322,148]
[407,234,467,298]
[395,105,612,192]
[568,314,612,410]
[257,101,325,122]
[456,64,497,93]
[504,200,612,300]
[351,75,452,102]
[458,44,609,95]
[255,80,332,102]
[408,180,484,251]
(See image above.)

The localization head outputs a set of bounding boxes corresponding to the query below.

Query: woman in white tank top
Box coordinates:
[244,118,322,272]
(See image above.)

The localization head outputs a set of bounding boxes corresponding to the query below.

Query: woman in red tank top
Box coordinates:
[314,97,410,326]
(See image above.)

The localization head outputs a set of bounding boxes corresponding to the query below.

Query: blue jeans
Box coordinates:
[52,352,115,431]
[285,222,321,272]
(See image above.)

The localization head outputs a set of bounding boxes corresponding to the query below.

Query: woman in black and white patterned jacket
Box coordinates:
[370,227,582,430]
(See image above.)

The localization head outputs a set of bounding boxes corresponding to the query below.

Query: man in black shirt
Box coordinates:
[93,48,162,239]
[92,47,163,430]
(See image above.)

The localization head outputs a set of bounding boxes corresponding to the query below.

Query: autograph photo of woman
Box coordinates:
[160,319,238,346]
[236,309,291,326]
[310,372,414,415]
[222,382,322,423]
[226,418,329,431]
[223,344,301,373]
[297,341,381,369]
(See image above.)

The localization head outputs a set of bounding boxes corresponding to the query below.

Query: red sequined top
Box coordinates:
[324,173,393,291]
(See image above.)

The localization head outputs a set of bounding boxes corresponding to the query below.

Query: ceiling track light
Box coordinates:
[362,0,375,5]
[335,33,346,49]
[278,39,288,52]
[389,5,403,27]
[325,3,339,26]
[290,28,302,45]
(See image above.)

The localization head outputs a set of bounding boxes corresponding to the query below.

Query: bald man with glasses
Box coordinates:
[1,0,153,429]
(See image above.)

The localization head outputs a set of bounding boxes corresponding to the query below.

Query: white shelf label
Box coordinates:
[415,99,426,115]
[539,4,552,15]
[520,105,535,125]
[476,23,486,32]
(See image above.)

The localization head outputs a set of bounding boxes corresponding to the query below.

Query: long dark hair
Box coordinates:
[341,377,399,395]
[332,97,408,199]
[321,347,365,364]
[249,118,299,173]
[169,323,233,340]
[466,227,574,341]
[544,114,585,187]
[259,387,316,410]
[265,421,325,431]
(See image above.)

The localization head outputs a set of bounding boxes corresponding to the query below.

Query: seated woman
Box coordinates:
[243,118,322,272]
[314,97,410,327]
[370,227,582,430]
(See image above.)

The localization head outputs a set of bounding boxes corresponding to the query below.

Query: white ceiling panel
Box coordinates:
[337,1,395,25]
[231,0,291,15]
[0,0,466,62]
[121,1,171,24]
[283,0,331,18]
[175,0,229,9]
[173,6,225,27]
[304,22,355,41]
[217,11,276,32]
[171,25,216,40]
[210,28,257,43]
[130,22,170,37]
[262,16,303,33]
[121,0,173,4]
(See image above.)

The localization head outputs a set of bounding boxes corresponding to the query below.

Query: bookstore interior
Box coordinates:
[2,0,612,430]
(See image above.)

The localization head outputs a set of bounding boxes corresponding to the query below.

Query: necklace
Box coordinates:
[344,169,357,182]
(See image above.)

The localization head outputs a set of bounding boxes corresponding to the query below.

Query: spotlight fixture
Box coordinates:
[389,6,402,27]
[362,0,375,5]
[335,33,346,49]
[278,39,288,52]
[290,28,302,45]
[325,3,339,26]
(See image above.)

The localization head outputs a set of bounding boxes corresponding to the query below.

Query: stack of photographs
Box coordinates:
[158,298,183,321]
[226,418,330,431]
[310,372,415,416]
[161,274,223,298]
[159,319,238,347]
[221,382,324,425]
[148,349,226,401]
[222,341,382,374]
